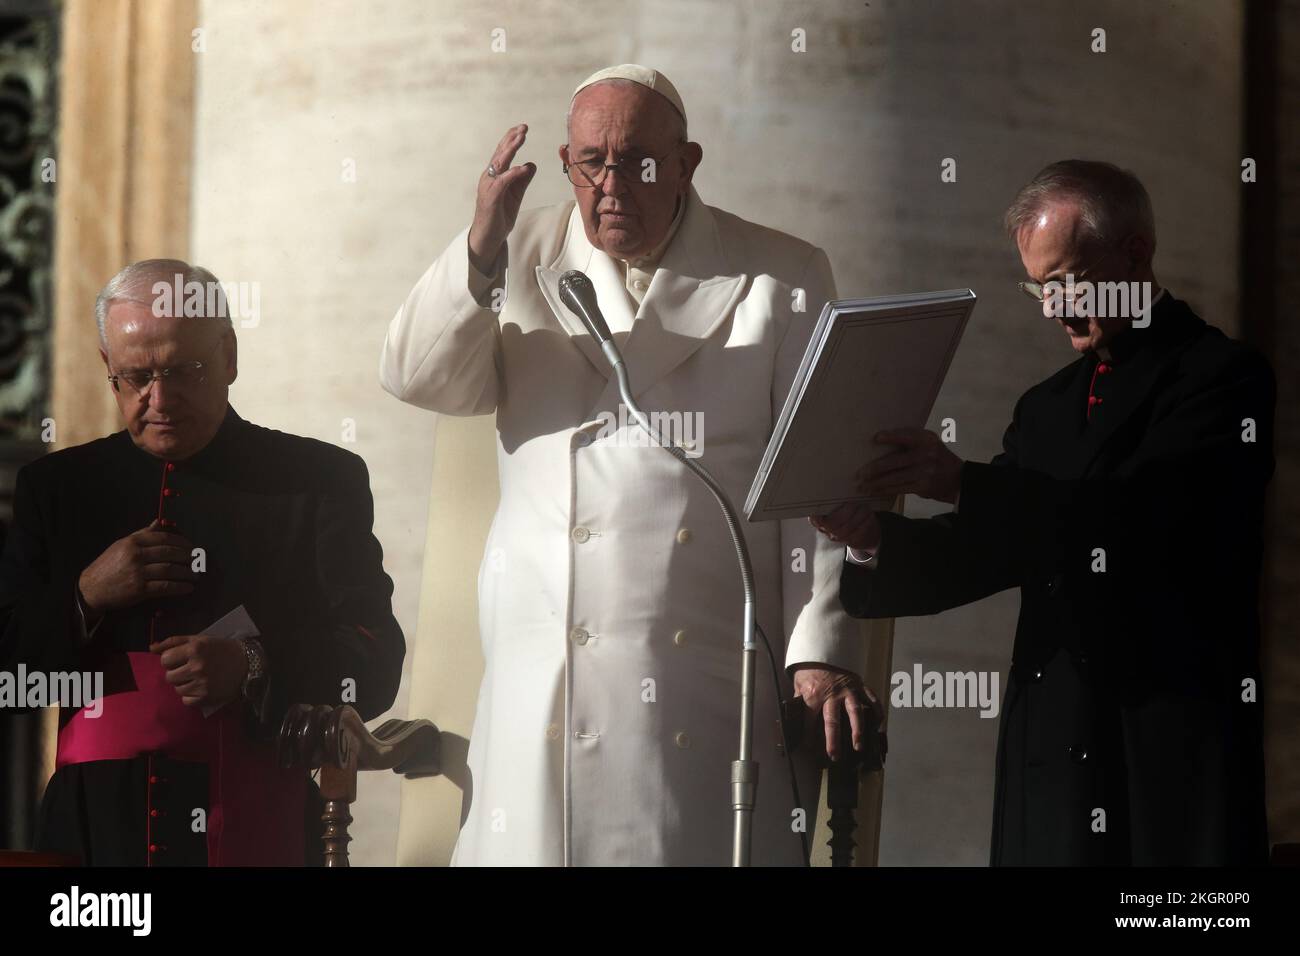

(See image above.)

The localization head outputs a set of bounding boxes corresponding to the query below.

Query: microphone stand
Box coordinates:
[593,337,759,866]
[560,271,759,866]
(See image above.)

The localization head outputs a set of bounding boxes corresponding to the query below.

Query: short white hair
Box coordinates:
[95,258,231,345]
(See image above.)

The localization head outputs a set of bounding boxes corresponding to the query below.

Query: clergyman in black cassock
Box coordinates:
[0,259,405,865]
[840,294,1273,865]
[817,163,1275,865]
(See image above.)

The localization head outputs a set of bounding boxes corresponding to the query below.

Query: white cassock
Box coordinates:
[381,185,866,865]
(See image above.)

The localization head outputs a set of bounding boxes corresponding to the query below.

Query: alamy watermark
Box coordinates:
[890,663,1000,719]
[151,273,262,328]
[0,666,103,717]
[589,404,705,457]
[50,886,150,936]
[1042,277,1155,328]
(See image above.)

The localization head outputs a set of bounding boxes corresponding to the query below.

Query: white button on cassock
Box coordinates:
[546,724,561,741]
[676,528,692,544]
[673,629,687,647]
[570,627,589,645]
[572,526,591,544]
[675,732,691,749]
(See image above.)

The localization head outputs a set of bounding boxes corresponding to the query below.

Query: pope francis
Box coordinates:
[381,65,874,865]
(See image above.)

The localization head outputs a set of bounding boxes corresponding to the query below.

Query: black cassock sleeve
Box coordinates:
[0,464,83,683]
[839,394,1029,620]
[841,347,1276,623]
[261,451,405,725]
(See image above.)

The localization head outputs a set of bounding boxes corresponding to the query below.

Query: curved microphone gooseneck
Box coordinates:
[558,269,762,867]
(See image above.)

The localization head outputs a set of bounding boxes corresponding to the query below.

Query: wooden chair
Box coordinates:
[781,696,886,867]
[278,704,441,867]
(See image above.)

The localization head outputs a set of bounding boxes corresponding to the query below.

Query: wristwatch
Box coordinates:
[239,637,268,702]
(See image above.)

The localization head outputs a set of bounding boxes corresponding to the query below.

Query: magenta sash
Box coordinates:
[57,651,306,866]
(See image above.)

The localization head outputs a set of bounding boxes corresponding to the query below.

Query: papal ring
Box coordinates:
[487,163,498,178]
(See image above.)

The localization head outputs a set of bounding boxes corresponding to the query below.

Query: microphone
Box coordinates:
[558,270,613,345]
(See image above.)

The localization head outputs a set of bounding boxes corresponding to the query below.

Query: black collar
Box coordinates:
[120,404,246,469]
[1093,292,1201,367]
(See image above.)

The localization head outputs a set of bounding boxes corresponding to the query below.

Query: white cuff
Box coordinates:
[467,245,505,307]
[845,545,878,568]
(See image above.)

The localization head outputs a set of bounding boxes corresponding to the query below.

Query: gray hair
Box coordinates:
[565,78,687,145]
[95,258,232,345]
[1004,160,1156,252]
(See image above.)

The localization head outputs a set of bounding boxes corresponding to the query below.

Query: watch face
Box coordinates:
[244,640,265,679]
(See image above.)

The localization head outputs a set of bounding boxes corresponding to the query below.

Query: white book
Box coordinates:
[745,289,976,521]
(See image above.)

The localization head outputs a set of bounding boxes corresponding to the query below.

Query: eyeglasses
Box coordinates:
[1018,246,1119,304]
[108,357,213,396]
[561,142,684,189]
